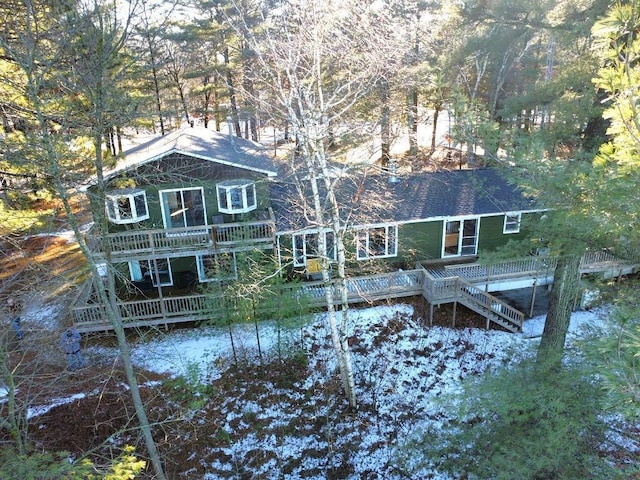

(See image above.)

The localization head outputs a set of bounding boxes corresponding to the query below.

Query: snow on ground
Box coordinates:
[7,303,629,478]
[122,304,608,382]
[97,304,618,478]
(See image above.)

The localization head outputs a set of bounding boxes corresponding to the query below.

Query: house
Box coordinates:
[72,127,552,332]
[84,127,278,293]
[271,168,541,277]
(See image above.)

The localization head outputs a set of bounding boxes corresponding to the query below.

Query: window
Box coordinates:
[443,218,479,257]
[504,212,522,234]
[105,189,149,224]
[129,258,173,286]
[216,179,257,214]
[293,231,336,267]
[160,187,206,229]
[197,253,237,282]
[357,225,397,260]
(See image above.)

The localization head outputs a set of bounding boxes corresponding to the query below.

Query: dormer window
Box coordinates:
[106,189,149,224]
[216,179,257,214]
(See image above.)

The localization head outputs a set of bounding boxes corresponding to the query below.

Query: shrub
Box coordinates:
[399,361,616,480]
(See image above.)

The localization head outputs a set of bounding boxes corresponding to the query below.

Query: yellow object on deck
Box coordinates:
[306,258,323,275]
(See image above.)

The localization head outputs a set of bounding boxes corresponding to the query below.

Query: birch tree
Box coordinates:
[226,0,404,408]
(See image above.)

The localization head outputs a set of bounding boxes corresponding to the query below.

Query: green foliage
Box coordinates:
[0,445,145,479]
[163,361,217,410]
[201,250,312,329]
[582,301,640,419]
[586,1,640,259]
[0,201,57,235]
[399,361,615,480]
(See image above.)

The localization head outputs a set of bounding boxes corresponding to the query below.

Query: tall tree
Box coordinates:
[0,1,168,477]
[229,0,405,408]
[133,0,183,134]
[588,0,640,258]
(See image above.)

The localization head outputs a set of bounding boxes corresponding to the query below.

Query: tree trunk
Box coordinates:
[26,70,168,479]
[407,88,418,164]
[537,255,581,369]
[431,102,441,152]
[380,78,390,169]
[147,38,165,136]
[223,46,242,137]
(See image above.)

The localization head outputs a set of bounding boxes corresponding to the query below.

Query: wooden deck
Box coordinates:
[85,215,276,262]
[71,252,637,334]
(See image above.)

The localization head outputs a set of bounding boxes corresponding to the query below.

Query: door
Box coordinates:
[160,188,206,229]
[443,218,478,257]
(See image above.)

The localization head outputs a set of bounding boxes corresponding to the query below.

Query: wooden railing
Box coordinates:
[72,252,637,333]
[294,270,424,304]
[457,278,524,331]
[72,295,213,332]
[85,217,275,260]
[443,256,557,281]
[421,270,524,331]
[72,270,425,332]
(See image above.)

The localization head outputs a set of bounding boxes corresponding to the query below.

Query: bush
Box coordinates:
[399,361,617,480]
[0,445,145,479]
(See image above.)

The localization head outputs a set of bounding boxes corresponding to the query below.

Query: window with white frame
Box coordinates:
[444,218,479,257]
[197,253,237,282]
[129,258,173,286]
[357,225,398,260]
[160,187,206,229]
[216,179,257,214]
[503,212,522,234]
[293,231,336,267]
[105,189,149,224]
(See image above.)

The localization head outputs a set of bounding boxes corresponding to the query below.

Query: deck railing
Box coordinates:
[457,278,524,331]
[72,270,425,332]
[72,252,637,333]
[443,256,558,281]
[85,217,275,260]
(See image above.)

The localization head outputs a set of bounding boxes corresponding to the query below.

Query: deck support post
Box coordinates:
[529,279,538,318]
[452,277,459,327]
[452,300,457,327]
[429,303,434,327]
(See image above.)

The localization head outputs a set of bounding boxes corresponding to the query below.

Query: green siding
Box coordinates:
[398,221,443,263]
[479,214,531,252]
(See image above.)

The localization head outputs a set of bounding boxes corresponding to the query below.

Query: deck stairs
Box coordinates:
[422,266,528,332]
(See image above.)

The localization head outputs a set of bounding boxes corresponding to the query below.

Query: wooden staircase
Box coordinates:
[455,278,524,332]
[422,267,527,332]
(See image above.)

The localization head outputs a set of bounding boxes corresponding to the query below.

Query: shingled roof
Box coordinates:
[272,168,537,232]
[105,127,278,180]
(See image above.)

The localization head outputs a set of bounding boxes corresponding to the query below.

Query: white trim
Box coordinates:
[98,147,278,186]
[159,187,207,229]
[356,224,398,260]
[216,179,257,215]
[442,217,480,258]
[292,230,337,267]
[130,258,173,286]
[196,253,237,282]
[105,190,149,224]
[503,212,522,234]
[173,150,278,177]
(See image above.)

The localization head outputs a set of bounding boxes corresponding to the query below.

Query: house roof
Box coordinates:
[104,127,278,180]
[272,168,538,232]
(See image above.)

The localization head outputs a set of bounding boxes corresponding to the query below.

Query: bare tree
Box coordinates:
[228,0,405,408]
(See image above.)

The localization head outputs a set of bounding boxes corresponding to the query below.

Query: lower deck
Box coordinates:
[71,252,636,334]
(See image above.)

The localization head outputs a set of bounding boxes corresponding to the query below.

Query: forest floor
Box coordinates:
[0,197,638,479]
